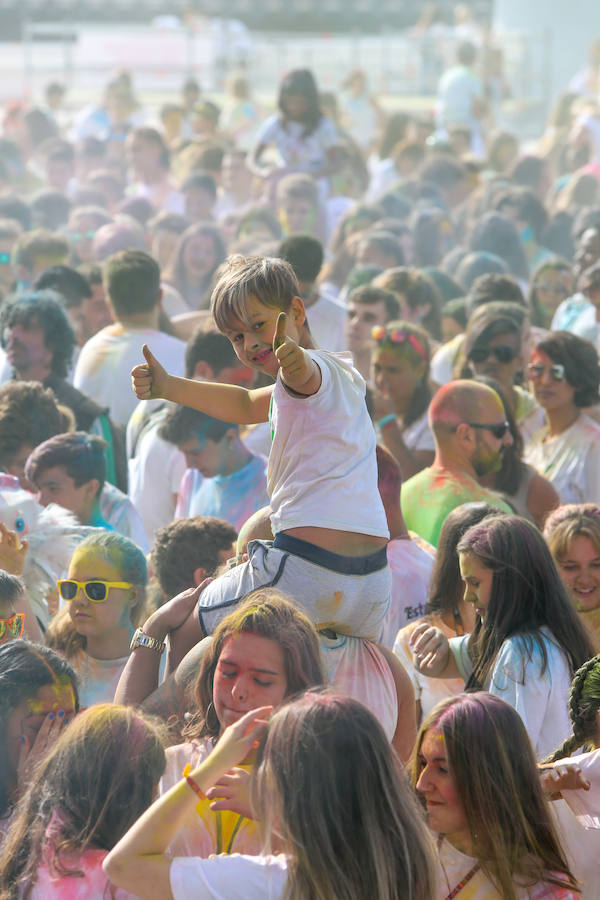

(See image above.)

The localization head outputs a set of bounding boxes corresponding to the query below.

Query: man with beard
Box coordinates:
[400,380,513,547]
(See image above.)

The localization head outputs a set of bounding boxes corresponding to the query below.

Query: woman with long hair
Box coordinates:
[249,68,342,195]
[157,590,325,858]
[529,258,574,329]
[0,704,165,899]
[370,320,434,480]
[394,502,500,724]
[104,692,438,900]
[541,655,600,898]
[411,515,594,757]
[47,531,147,707]
[0,640,78,841]
[163,221,227,311]
[412,692,580,899]
[525,332,600,505]
[545,505,600,651]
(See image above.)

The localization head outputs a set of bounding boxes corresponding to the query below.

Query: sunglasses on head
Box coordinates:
[57,580,133,603]
[0,612,24,641]
[468,421,511,439]
[527,363,566,382]
[371,326,426,360]
[468,345,518,365]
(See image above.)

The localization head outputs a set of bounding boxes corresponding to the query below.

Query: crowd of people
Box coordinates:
[1,27,600,899]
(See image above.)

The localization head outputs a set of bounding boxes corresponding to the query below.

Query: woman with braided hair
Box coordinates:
[542,654,600,796]
[539,655,600,899]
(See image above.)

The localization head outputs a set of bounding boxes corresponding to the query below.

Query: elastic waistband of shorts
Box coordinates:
[273,532,388,575]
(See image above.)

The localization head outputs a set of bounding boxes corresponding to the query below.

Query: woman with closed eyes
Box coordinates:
[156,589,325,859]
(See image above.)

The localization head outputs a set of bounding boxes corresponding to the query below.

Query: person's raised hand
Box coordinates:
[409,623,451,676]
[272,312,312,387]
[210,706,272,774]
[17,710,70,789]
[143,580,212,642]
[206,767,253,818]
[371,387,398,424]
[540,764,591,799]
[0,522,28,575]
[131,345,169,400]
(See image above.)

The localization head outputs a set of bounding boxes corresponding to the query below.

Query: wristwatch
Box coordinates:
[130,627,166,655]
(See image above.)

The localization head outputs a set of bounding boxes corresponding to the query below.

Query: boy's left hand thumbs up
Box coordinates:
[272,308,321,394]
[273,312,288,352]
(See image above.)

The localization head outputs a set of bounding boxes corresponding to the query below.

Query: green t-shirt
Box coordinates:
[400,466,513,547]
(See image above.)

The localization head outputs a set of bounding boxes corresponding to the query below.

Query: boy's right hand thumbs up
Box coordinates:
[131,344,168,400]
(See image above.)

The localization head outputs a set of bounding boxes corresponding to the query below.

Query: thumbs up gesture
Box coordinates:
[131,344,169,400]
[272,313,316,391]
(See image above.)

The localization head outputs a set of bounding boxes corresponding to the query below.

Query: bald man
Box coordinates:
[400,380,513,546]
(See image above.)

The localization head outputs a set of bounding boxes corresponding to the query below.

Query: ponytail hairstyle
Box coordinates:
[545,654,600,762]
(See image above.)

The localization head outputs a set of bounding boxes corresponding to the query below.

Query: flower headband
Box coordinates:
[371,326,427,360]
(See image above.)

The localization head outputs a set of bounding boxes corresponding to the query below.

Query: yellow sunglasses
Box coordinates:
[57,580,133,603]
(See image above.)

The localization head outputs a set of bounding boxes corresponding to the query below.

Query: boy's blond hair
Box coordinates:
[210,254,299,332]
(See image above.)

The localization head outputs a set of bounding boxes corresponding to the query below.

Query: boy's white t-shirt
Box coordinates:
[305,293,348,353]
[268,349,389,539]
[170,854,288,900]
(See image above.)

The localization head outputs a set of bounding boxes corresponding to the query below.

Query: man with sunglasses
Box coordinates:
[401,380,513,547]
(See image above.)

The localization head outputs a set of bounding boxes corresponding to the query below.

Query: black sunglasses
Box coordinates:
[468,421,511,439]
[468,345,518,365]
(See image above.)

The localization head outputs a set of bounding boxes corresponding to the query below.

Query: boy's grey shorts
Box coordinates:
[196,532,391,641]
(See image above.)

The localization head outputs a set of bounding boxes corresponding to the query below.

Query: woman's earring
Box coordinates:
[205,701,217,729]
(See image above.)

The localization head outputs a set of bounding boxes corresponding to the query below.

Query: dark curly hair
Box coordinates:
[535,331,600,408]
[0,291,75,378]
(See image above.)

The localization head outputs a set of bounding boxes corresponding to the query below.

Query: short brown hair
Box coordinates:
[151,516,237,598]
[102,249,161,316]
[210,255,299,332]
[0,382,63,468]
[13,229,68,273]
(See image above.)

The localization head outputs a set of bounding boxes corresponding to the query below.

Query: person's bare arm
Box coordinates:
[409,623,461,679]
[140,637,213,722]
[378,419,435,480]
[526,472,560,529]
[132,345,273,424]
[114,584,206,707]
[103,709,271,900]
[378,644,417,764]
